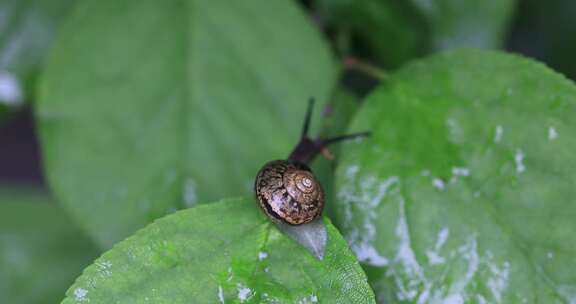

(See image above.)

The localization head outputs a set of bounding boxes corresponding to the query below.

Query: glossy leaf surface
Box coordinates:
[335,49,576,303]
[62,198,375,304]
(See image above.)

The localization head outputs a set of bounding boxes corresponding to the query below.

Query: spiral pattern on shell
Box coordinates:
[255,160,324,225]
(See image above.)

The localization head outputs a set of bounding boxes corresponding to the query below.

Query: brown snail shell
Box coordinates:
[255,160,324,225]
[254,98,368,225]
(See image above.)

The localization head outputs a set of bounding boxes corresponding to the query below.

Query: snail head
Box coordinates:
[288,98,370,164]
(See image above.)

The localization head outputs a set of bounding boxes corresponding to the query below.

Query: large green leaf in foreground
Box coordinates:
[335,50,576,303]
[0,190,98,304]
[62,198,375,303]
[37,0,336,248]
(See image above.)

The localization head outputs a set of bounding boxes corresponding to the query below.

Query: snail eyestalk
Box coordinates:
[288,99,370,164]
[301,97,314,139]
[319,132,371,146]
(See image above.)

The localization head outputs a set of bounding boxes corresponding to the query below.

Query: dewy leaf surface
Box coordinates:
[335,49,576,303]
[0,189,98,304]
[62,198,375,304]
[37,0,337,248]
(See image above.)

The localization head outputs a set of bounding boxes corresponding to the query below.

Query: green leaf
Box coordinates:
[0,189,98,304]
[316,0,515,67]
[37,0,337,248]
[315,0,427,68]
[334,49,576,303]
[62,198,375,304]
[312,88,361,220]
[410,0,516,50]
[0,0,75,106]
[319,88,361,139]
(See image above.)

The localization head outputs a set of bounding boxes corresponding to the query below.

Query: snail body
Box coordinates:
[254,99,369,225]
[255,160,324,225]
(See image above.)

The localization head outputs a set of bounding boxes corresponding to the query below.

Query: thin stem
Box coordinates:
[344,57,388,80]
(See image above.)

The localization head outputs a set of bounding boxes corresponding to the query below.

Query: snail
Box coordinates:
[255,99,369,225]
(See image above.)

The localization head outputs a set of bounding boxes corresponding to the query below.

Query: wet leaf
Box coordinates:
[335,49,576,303]
[62,198,375,304]
[0,189,98,304]
[37,0,337,248]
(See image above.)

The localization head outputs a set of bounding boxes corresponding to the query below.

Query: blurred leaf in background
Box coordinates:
[61,198,375,303]
[0,189,98,304]
[411,0,515,50]
[508,0,576,80]
[316,0,516,68]
[311,87,360,221]
[315,0,428,69]
[0,0,75,108]
[335,50,576,303]
[37,0,337,248]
